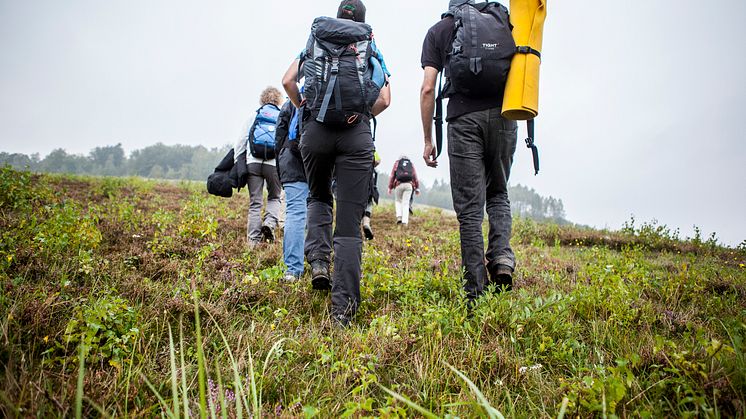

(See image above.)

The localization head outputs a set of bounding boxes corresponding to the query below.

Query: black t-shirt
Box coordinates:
[421,17,503,121]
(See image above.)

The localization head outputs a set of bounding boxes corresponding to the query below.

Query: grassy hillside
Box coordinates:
[1,167,744,417]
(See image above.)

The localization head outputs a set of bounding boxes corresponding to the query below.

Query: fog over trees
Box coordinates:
[2,143,568,223]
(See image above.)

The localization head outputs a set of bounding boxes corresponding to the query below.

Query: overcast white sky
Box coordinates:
[1,0,744,246]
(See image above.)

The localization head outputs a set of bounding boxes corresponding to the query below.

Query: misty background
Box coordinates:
[1,0,744,245]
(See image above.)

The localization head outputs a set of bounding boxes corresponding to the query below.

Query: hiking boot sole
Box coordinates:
[311,276,331,291]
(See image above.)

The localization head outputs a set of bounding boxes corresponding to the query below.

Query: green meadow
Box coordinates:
[1,166,744,418]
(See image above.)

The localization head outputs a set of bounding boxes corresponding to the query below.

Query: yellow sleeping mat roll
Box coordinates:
[502,0,547,120]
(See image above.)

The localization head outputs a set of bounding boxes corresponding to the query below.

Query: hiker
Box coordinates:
[419,0,518,302]
[387,155,419,226]
[236,86,284,246]
[281,0,391,326]
[274,99,307,281]
[362,151,381,240]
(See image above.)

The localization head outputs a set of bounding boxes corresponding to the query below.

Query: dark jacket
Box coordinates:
[206,148,249,198]
[274,100,307,184]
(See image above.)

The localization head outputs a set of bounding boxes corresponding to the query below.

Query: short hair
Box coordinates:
[259,86,283,107]
[337,0,366,23]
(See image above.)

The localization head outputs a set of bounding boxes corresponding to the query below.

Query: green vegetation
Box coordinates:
[1,166,744,417]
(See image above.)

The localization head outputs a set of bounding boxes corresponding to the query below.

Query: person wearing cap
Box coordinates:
[281,0,391,327]
[419,0,518,303]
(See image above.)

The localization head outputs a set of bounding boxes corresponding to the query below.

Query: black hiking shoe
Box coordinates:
[363,217,373,240]
[260,225,274,243]
[310,260,331,290]
[487,264,513,293]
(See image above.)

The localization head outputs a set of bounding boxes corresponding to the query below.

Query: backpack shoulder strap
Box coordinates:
[434,71,444,158]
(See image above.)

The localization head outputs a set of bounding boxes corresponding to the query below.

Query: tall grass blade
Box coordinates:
[83,396,112,418]
[75,341,85,419]
[204,309,246,418]
[247,345,259,418]
[215,358,228,419]
[179,317,190,418]
[378,384,440,419]
[259,338,288,405]
[193,290,208,419]
[140,372,175,418]
[168,323,181,418]
[557,397,569,419]
[445,362,504,419]
[124,337,137,417]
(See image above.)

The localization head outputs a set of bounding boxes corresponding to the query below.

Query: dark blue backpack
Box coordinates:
[248,104,281,159]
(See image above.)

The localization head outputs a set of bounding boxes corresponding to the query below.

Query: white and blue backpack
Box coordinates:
[248,103,281,160]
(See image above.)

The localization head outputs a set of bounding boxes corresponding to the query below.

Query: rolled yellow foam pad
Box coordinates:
[502,0,547,121]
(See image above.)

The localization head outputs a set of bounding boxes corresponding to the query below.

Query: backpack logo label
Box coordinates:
[482,43,499,49]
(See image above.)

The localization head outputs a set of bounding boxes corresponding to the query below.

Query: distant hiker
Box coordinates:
[419,0,518,301]
[362,151,381,240]
[274,99,307,281]
[281,0,391,327]
[236,86,284,246]
[387,155,419,226]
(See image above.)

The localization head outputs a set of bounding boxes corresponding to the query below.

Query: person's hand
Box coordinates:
[388,188,392,195]
[423,141,438,168]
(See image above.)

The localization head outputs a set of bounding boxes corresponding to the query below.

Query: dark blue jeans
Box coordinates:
[447,107,517,301]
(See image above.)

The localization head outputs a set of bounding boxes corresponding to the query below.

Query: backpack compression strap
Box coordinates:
[317,57,341,123]
[525,119,539,175]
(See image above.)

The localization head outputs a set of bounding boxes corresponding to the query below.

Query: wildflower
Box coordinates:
[740,263,745,268]
[519,364,542,374]
[5,255,11,263]
[43,335,49,343]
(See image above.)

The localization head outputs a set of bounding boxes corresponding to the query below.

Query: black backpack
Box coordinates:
[395,158,414,182]
[443,2,515,98]
[301,17,381,126]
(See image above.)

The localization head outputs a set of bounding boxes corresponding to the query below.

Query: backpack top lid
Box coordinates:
[256,103,280,124]
[311,16,372,46]
[442,1,507,19]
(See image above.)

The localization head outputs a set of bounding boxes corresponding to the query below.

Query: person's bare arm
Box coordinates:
[420,66,439,168]
[281,59,302,108]
[371,80,391,117]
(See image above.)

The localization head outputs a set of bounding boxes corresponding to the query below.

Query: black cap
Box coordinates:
[337,0,366,23]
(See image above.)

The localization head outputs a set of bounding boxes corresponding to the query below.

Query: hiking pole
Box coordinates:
[525,119,539,175]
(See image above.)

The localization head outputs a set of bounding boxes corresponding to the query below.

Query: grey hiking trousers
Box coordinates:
[448,107,518,301]
[247,162,282,243]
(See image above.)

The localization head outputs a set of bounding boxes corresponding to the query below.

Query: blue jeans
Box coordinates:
[282,182,309,276]
[448,107,518,301]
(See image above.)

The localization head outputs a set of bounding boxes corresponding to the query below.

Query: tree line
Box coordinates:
[0,143,230,180]
[378,172,569,224]
[2,143,568,224]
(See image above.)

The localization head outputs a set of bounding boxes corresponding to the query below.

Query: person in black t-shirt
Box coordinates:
[419,0,519,303]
